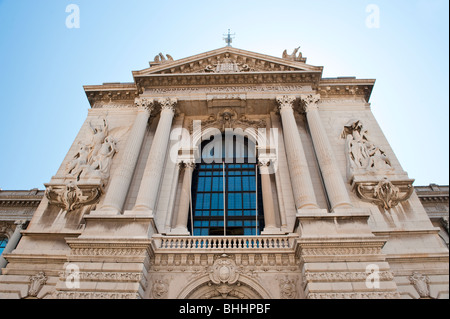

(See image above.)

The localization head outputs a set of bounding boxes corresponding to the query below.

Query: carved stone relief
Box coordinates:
[409,272,431,298]
[341,119,393,176]
[45,117,130,213]
[341,120,414,210]
[28,271,47,298]
[355,177,414,210]
[278,275,298,299]
[189,108,266,133]
[151,277,170,299]
[45,181,102,212]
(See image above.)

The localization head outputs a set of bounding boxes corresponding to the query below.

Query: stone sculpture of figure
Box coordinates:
[65,143,90,177]
[88,118,108,161]
[81,136,117,179]
[346,127,370,170]
[342,119,392,173]
[366,143,392,171]
[282,47,301,61]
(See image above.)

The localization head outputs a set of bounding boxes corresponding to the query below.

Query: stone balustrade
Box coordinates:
[153,235,298,251]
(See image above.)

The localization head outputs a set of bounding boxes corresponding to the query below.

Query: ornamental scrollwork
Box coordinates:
[355,177,413,210]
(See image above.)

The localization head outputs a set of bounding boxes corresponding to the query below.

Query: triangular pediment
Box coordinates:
[133,47,322,77]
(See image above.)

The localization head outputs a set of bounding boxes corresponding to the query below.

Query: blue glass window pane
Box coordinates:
[202,221,209,227]
[201,229,209,235]
[196,194,203,208]
[234,193,242,209]
[211,193,218,209]
[193,229,201,236]
[203,194,210,209]
[194,221,202,227]
[202,211,210,216]
[195,211,202,216]
[204,177,211,192]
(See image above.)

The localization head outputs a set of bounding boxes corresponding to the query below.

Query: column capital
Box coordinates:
[177,159,196,171]
[300,94,320,112]
[276,95,296,111]
[134,97,155,113]
[14,220,27,230]
[158,97,178,113]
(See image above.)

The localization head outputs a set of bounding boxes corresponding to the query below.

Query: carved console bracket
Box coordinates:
[45,180,103,212]
[352,177,414,210]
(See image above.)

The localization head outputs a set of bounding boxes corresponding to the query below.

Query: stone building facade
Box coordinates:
[0,47,448,299]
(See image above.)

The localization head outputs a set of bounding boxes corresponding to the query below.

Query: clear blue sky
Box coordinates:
[0,0,448,190]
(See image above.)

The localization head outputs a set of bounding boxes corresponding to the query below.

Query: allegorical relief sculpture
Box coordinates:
[45,117,124,213]
[341,120,413,210]
[66,118,117,181]
[341,120,393,175]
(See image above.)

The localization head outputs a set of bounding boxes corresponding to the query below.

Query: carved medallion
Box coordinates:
[209,254,239,285]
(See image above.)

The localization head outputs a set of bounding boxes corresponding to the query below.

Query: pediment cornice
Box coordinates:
[133,47,323,77]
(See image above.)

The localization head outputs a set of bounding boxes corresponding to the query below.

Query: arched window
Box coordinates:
[188,134,265,236]
[0,237,8,256]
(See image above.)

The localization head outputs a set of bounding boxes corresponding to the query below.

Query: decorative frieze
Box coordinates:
[303,271,394,282]
[58,271,143,282]
[54,291,140,299]
[308,292,400,299]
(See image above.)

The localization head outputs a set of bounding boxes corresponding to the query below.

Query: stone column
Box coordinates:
[131,98,177,214]
[0,220,26,272]
[300,94,352,210]
[170,160,195,235]
[94,98,154,215]
[276,96,319,210]
[258,158,282,234]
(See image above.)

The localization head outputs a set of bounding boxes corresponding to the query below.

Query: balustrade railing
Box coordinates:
[152,235,297,250]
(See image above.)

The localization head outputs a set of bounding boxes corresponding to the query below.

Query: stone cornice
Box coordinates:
[318,78,375,102]
[133,46,323,76]
[0,190,44,208]
[134,71,322,93]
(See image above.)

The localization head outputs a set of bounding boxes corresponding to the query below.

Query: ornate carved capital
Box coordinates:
[276,95,296,111]
[300,94,320,112]
[177,160,196,171]
[158,97,178,112]
[134,97,154,113]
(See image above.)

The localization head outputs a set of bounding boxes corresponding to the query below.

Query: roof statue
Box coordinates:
[282,47,307,62]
